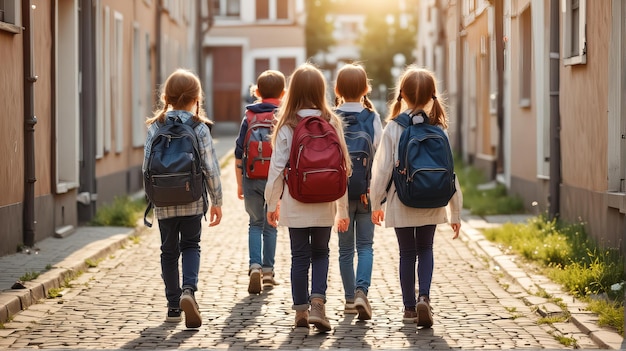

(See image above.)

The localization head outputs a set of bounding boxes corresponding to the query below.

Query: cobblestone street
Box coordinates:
[0,158,602,349]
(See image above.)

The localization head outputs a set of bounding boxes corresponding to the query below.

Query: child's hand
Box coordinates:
[336,218,349,232]
[371,210,384,226]
[237,185,244,200]
[267,211,279,228]
[450,222,461,239]
[209,206,222,227]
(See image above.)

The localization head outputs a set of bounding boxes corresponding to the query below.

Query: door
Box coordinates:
[212,46,242,123]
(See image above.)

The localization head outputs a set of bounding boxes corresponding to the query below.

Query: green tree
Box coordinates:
[358,8,417,98]
[305,0,335,59]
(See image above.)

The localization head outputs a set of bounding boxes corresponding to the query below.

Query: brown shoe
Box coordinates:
[354,289,372,320]
[402,308,417,323]
[248,268,262,294]
[262,271,279,287]
[308,298,331,332]
[416,295,433,328]
[295,310,309,328]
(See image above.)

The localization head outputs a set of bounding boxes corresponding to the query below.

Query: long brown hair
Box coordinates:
[386,65,448,129]
[146,68,212,125]
[272,63,352,175]
[334,62,376,112]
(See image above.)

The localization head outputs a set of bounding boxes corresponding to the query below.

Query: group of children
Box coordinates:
[144,62,462,331]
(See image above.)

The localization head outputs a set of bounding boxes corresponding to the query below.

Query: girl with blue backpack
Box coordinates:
[332,63,382,321]
[369,65,463,328]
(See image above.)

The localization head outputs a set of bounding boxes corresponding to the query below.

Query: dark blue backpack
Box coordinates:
[338,109,375,200]
[392,111,456,208]
[143,116,207,226]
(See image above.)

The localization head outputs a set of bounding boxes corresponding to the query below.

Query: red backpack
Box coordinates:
[243,109,275,179]
[285,115,348,203]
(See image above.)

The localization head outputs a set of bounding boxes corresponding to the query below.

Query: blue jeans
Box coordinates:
[243,177,277,270]
[158,214,202,308]
[395,225,436,308]
[338,199,374,300]
[289,227,331,310]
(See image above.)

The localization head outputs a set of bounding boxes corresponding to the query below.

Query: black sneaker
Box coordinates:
[180,288,202,328]
[165,307,181,323]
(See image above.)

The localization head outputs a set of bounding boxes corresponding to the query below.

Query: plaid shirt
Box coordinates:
[143,110,223,220]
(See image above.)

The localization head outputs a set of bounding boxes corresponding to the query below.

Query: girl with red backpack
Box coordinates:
[265,63,352,332]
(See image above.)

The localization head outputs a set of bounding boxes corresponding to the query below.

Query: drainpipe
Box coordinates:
[78,0,97,223]
[155,0,162,90]
[22,0,37,247]
[456,3,464,155]
[548,0,561,220]
[494,0,504,174]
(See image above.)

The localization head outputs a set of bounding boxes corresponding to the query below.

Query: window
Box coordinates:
[255,58,270,80]
[227,0,240,17]
[278,57,296,77]
[519,7,531,107]
[277,0,288,19]
[0,0,20,33]
[562,0,586,65]
[256,0,269,20]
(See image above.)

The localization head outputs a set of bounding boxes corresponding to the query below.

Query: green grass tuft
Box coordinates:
[91,196,145,227]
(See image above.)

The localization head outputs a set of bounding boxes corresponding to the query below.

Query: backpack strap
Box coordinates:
[144,201,154,228]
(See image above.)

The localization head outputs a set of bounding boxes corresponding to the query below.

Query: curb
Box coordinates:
[0,227,138,324]
[0,151,235,326]
[460,219,624,349]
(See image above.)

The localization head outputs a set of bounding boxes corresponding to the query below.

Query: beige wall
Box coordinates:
[560,4,610,192]
[209,26,305,49]
[0,31,24,205]
[509,0,537,183]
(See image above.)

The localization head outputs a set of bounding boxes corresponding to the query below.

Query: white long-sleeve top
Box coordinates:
[264,109,349,228]
[369,113,463,228]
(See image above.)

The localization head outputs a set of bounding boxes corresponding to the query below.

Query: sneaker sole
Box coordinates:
[308,317,331,332]
[354,296,372,320]
[416,305,433,328]
[180,298,202,328]
[248,271,262,294]
[165,316,181,323]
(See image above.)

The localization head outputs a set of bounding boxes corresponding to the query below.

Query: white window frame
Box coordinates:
[55,0,80,193]
[562,0,586,65]
[113,12,124,153]
[95,0,103,159]
[103,6,111,153]
[519,6,531,108]
[132,23,144,148]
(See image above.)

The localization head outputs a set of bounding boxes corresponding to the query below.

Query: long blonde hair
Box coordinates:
[334,62,376,112]
[272,63,352,175]
[146,68,212,126]
[386,65,448,129]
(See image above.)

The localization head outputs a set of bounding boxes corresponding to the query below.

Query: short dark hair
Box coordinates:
[256,70,286,99]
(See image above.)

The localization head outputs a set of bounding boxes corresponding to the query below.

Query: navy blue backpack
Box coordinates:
[338,109,376,200]
[391,111,456,208]
[143,116,207,227]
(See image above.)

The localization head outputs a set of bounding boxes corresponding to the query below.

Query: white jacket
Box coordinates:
[369,115,462,228]
[264,110,349,228]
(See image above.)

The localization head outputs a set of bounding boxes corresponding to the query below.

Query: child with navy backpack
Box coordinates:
[369,65,462,328]
[332,63,382,321]
[143,68,223,328]
[234,70,285,294]
[265,63,352,332]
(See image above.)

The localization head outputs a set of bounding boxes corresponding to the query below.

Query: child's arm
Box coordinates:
[235,159,244,200]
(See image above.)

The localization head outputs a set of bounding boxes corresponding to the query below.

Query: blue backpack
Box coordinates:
[143,116,207,227]
[391,111,456,208]
[338,109,375,200]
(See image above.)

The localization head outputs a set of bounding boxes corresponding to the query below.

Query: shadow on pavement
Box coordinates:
[120,321,189,350]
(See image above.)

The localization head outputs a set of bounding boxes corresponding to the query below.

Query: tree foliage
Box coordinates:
[358,8,417,98]
[305,0,335,59]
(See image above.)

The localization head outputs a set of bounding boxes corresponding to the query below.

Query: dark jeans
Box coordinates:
[394,225,436,308]
[288,227,331,310]
[158,214,202,308]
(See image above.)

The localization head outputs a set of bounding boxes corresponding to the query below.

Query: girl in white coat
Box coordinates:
[369,65,463,328]
[265,63,351,332]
